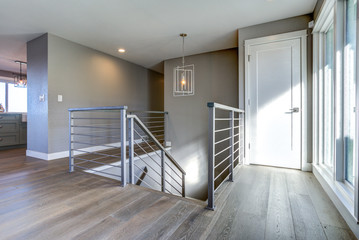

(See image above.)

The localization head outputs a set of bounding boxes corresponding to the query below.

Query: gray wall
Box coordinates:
[164,49,238,200]
[27,34,49,153]
[27,33,164,154]
[238,15,314,165]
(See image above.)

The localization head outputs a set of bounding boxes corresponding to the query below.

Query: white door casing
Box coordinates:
[244,30,308,170]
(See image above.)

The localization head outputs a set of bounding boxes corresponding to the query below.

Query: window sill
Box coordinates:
[312,163,356,221]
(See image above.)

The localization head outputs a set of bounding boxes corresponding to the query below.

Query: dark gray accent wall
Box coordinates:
[27,34,49,153]
[27,33,164,154]
[238,15,314,165]
[164,49,238,200]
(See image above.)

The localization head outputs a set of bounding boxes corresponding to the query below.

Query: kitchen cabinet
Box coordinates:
[0,113,27,147]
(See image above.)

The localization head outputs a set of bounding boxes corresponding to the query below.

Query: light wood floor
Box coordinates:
[0,148,356,240]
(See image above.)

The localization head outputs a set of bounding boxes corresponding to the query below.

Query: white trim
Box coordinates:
[244,30,309,170]
[313,0,336,32]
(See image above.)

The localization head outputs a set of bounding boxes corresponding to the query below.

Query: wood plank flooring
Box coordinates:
[0,148,356,240]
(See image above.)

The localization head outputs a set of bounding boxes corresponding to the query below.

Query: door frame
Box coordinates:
[244,30,309,171]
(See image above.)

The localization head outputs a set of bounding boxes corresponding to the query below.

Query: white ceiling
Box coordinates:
[0,0,317,74]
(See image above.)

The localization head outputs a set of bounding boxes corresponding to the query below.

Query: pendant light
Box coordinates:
[14,60,27,88]
[173,33,194,96]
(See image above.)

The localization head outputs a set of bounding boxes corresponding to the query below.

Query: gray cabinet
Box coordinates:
[0,114,27,147]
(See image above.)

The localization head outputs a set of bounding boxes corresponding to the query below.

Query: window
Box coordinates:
[344,0,357,185]
[0,82,5,109]
[323,24,335,168]
[312,0,358,218]
[0,82,27,113]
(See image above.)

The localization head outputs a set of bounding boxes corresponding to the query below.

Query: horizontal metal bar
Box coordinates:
[69,106,127,112]
[73,164,121,178]
[135,116,165,119]
[215,127,231,133]
[215,136,231,145]
[71,141,121,149]
[71,125,122,130]
[233,126,240,129]
[72,133,123,140]
[214,164,231,181]
[234,155,240,162]
[164,179,182,195]
[72,117,122,120]
[207,102,245,113]
[233,140,240,146]
[74,157,121,168]
[214,154,231,169]
[214,145,231,157]
[73,149,122,159]
[215,118,232,121]
[129,110,168,114]
[75,150,121,163]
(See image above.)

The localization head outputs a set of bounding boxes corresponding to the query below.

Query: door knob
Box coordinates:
[285,107,300,114]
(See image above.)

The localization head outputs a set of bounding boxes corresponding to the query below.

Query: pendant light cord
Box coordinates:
[182,35,185,67]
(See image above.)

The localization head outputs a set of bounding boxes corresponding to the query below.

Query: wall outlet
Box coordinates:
[39,94,45,102]
[58,95,63,102]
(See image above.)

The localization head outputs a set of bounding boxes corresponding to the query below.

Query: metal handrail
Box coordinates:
[128,115,185,174]
[207,102,245,210]
[128,114,186,197]
[207,102,244,113]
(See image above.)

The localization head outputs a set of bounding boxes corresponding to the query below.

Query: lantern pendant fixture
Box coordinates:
[14,60,27,88]
[173,33,194,96]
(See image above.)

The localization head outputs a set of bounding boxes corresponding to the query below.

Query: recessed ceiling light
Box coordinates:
[118,48,126,53]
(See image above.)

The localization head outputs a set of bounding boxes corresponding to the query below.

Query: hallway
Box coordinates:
[0,148,356,239]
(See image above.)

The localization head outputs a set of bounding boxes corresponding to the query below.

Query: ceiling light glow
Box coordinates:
[118,48,126,53]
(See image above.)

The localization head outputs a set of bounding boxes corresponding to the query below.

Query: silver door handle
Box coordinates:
[285,107,300,114]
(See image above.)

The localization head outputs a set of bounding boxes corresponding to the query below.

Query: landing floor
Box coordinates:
[0,148,356,239]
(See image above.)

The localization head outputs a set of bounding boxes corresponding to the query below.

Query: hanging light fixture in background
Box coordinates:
[173,33,194,96]
[13,60,27,88]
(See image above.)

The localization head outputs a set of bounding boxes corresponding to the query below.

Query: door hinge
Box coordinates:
[248,55,251,62]
[248,143,251,149]
[248,99,250,106]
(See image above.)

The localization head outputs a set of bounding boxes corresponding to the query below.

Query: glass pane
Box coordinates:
[8,83,27,112]
[323,24,334,168]
[0,82,5,111]
[344,0,357,185]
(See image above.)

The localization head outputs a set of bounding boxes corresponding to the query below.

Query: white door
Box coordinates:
[246,33,304,169]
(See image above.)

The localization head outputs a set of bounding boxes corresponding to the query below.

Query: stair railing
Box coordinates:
[128,111,168,146]
[207,102,245,210]
[128,114,186,197]
[68,106,127,186]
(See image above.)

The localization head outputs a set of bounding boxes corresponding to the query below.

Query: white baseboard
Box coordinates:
[26,141,126,161]
[26,139,162,161]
